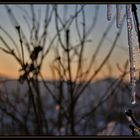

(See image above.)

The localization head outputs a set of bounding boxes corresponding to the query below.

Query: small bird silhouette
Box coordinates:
[30,46,43,61]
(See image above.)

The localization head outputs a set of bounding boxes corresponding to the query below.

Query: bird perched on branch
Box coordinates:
[30,46,43,61]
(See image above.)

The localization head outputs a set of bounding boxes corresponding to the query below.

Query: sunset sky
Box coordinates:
[0,4,140,81]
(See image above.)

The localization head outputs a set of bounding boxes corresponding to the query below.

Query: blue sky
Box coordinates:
[0,4,139,80]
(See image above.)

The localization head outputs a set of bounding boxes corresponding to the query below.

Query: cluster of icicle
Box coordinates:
[107,4,137,104]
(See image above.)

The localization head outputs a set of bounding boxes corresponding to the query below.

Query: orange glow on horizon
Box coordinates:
[0,69,54,80]
[0,66,129,82]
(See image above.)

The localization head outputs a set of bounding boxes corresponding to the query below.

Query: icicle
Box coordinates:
[131,4,140,81]
[131,4,140,51]
[116,5,122,28]
[107,4,112,21]
[126,4,136,104]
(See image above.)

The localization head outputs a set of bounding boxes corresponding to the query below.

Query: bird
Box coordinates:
[30,46,43,61]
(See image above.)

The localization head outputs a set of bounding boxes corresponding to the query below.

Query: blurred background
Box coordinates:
[0,4,140,135]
